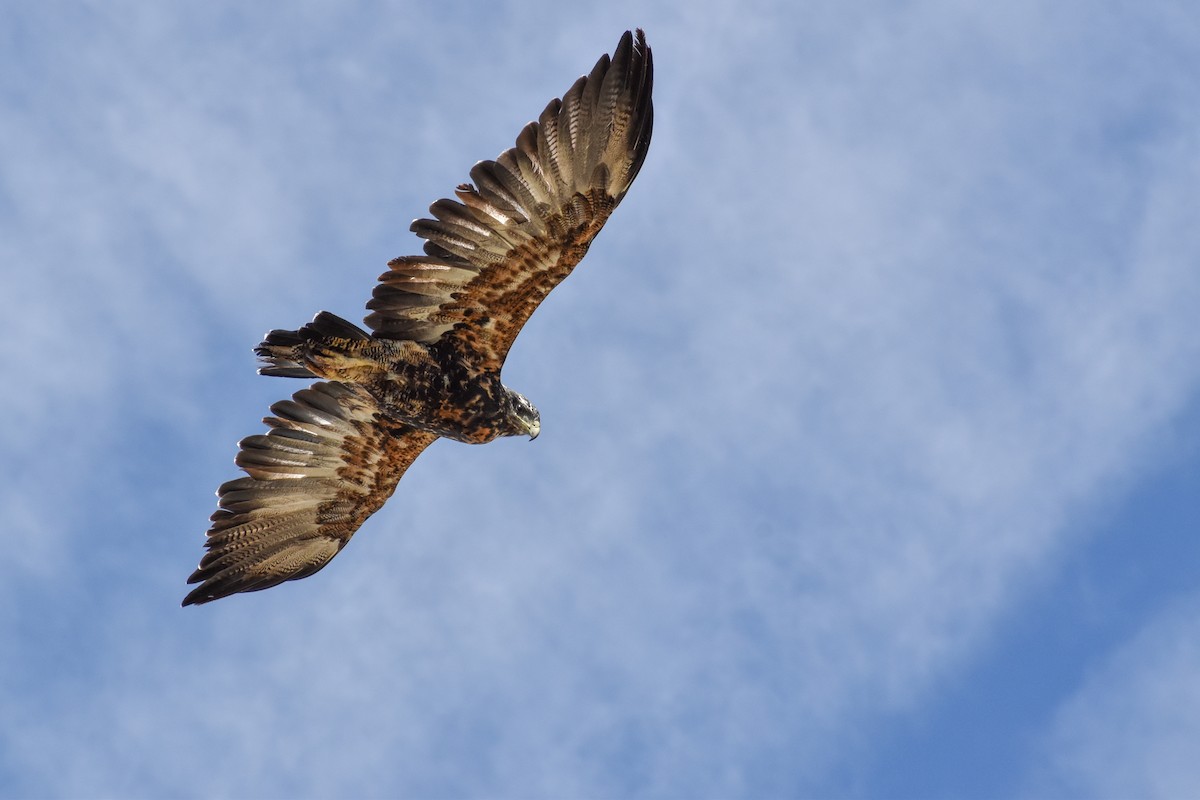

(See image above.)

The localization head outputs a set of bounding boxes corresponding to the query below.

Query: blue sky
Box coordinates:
[2,1,1199,797]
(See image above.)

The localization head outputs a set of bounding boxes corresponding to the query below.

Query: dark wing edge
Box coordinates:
[364,28,654,369]
[182,382,437,606]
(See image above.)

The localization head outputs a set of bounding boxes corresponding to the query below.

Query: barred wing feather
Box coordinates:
[365,29,654,371]
[183,382,437,605]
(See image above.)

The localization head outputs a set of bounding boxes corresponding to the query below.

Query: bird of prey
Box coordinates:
[182,30,654,605]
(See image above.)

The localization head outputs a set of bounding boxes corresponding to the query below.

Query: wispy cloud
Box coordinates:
[1023,593,1200,799]
[2,1,1198,797]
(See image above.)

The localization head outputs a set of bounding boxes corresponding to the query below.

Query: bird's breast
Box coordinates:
[371,369,507,444]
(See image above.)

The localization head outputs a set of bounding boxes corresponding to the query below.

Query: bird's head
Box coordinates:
[504,390,541,440]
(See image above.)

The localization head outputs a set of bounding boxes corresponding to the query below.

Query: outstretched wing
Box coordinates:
[364,29,654,372]
[183,382,437,605]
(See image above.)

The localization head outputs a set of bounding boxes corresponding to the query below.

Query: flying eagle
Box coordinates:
[182,30,653,606]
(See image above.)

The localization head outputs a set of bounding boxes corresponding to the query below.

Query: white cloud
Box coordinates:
[1024,593,1200,799]
[2,1,1199,797]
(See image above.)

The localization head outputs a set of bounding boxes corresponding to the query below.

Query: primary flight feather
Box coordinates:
[183,29,654,605]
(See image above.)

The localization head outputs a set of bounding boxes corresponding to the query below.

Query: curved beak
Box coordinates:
[526,419,540,441]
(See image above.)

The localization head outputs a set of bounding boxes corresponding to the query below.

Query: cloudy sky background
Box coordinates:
[3,1,1199,797]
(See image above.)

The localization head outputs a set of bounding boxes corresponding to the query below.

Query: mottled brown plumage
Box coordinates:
[183,29,653,605]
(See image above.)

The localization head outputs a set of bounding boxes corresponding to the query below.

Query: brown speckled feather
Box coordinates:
[183,382,437,605]
[365,29,654,372]
[186,30,652,606]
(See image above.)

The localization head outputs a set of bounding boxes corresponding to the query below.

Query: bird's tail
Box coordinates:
[255,312,376,379]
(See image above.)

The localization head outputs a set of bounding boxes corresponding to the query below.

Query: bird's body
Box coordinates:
[183,29,653,605]
[264,314,531,443]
